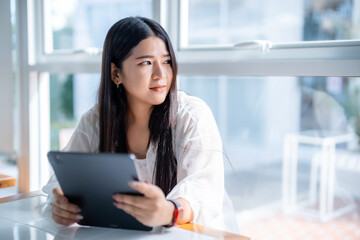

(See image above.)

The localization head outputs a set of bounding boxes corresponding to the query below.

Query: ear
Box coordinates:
[111,62,122,84]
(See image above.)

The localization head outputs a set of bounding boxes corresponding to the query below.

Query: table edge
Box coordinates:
[0,190,45,203]
[0,192,250,240]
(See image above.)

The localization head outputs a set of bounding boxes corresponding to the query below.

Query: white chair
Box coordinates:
[283,89,359,221]
[309,148,359,221]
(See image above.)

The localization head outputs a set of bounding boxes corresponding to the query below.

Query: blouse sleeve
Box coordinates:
[62,108,99,152]
[166,100,224,227]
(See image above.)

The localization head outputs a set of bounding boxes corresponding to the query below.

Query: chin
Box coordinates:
[151,96,167,106]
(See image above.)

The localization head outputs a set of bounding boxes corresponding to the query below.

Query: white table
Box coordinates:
[0,192,249,240]
[282,130,356,221]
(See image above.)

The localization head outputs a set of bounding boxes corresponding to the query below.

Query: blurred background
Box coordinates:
[0,0,360,239]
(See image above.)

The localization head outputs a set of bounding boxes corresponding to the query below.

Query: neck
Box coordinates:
[127,101,152,127]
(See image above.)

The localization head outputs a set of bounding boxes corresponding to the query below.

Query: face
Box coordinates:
[112,36,173,109]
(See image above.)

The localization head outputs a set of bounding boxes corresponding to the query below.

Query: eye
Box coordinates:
[164,59,172,64]
[139,61,151,66]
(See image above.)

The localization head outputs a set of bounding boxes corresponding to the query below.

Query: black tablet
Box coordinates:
[47,151,152,231]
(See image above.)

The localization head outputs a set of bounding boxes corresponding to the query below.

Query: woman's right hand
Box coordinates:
[51,188,83,225]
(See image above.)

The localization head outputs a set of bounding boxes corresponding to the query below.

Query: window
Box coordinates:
[183,0,360,47]
[49,73,100,150]
[0,0,17,198]
[174,0,360,237]
[180,76,360,237]
[44,0,153,52]
[175,0,360,79]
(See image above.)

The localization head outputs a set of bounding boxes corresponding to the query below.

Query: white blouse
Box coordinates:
[42,91,238,233]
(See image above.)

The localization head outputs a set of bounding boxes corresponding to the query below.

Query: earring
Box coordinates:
[117,83,119,88]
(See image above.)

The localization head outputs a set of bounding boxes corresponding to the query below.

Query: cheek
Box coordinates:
[123,69,147,87]
[166,68,173,82]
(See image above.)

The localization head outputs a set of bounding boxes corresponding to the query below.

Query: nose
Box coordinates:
[152,61,166,80]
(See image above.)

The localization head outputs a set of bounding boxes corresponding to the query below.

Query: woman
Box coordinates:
[43,16,237,232]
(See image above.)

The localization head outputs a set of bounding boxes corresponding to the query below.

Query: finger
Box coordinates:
[52,210,78,226]
[52,188,68,204]
[52,188,81,213]
[128,181,164,199]
[112,194,150,210]
[52,199,81,214]
[52,202,81,217]
[52,214,76,226]
[52,204,83,222]
[113,202,145,220]
[52,201,83,220]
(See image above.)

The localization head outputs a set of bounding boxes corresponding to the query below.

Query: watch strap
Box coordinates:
[164,199,183,227]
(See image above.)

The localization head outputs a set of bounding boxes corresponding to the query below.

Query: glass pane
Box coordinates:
[179,76,360,238]
[50,73,100,150]
[45,0,153,51]
[186,0,360,46]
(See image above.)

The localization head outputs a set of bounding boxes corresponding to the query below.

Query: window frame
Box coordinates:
[173,0,360,76]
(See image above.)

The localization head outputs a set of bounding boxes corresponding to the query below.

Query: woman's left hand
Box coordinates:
[112,181,174,227]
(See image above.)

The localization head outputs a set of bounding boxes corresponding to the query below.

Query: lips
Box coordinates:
[150,85,167,91]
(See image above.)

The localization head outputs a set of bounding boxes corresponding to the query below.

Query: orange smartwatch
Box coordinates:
[165,199,184,227]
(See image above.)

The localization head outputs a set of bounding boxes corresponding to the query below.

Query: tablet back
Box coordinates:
[47,151,152,231]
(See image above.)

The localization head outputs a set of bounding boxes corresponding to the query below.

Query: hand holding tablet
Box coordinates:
[47,151,152,231]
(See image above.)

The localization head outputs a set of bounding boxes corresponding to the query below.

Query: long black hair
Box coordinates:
[98,17,178,195]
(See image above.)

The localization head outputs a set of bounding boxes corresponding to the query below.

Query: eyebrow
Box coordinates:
[135,54,170,60]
